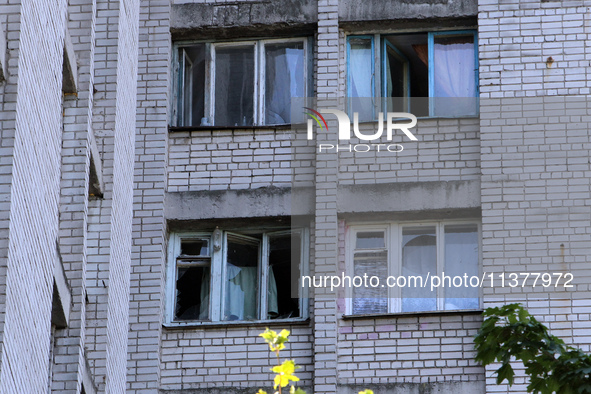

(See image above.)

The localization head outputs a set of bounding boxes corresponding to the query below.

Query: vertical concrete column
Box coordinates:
[103,0,140,392]
[127,0,171,392]
[0,0,22,379]
[0,0,68,392]
[51,0,98,392]
[313,0,340,393]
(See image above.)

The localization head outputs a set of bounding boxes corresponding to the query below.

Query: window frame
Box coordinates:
[172,37,313,127]
[346,29,479,119]
[345,220,482,316]
[166,228,310,326]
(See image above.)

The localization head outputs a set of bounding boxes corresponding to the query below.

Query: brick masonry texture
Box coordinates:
[1,0,591,393]
[479,1,591,393]
[0,1,68,393]
[0,0,142,392]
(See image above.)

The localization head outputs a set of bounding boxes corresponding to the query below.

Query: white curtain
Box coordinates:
[444,227,479,310]
[433,37,477,116]
[266,47,304,124]
[224,264,279,320]
[401,233,437,312]
[199,271,210,319]
[225,264,257,320]
[349,40,374,120]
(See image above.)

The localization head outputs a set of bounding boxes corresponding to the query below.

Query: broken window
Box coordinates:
[175,38,309,127]
[347,30,478,118]
[168,228,307,324]
[348,221,480,315]
[175,238,211,320]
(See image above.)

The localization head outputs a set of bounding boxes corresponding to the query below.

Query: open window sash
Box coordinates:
[347,35,376,122]
[428,31,478,117]
[382,39,410,114]
[263,230,304,320]
[179,48,194,126]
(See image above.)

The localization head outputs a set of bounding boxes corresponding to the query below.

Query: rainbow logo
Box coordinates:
[303,107,328,131]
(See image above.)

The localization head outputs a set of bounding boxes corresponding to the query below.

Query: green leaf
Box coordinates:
[496,363,515,385]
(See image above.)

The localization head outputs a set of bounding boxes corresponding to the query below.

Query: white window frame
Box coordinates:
[345,220,482,315]
[173,37,312,127]
[166,228,309,326]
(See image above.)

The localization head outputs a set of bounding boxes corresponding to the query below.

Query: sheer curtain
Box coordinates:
[225,264,258,320]
[223,264,279,320]
[401,230,437,312]
[433,35,477,116]
[265,45,304,125]
[349,38,374,121]
[444,225,479,310]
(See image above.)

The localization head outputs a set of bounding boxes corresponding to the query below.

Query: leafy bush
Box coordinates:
[474,303,591,394]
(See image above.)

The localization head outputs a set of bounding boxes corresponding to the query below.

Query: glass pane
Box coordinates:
[444,224,479,310]
[356,231,385,249]
[215,45,255,126]
[175,265,210,320]
[265,42,305,125]
[179,45,205,126]
[348,37,374,121]
[224,235,259,320]
[180,239,209,256]
[433,34,477,116]
[352,251,388,314]
[401,227,436,312]
[268,233,300,319]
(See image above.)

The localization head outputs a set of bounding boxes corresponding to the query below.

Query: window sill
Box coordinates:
[342,308,483,320]
[163,317,310,330]
[168,124,292,132]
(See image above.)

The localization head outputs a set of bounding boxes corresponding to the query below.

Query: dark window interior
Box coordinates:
[384,34,429,116]
[175,265,210,320]
[268,233,300,319]
[180,239,208,256]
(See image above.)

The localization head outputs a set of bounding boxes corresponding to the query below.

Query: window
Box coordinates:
[347,221,480,315]
[167,228,308,324]
[347,31,478,118]
[175,38,311,127]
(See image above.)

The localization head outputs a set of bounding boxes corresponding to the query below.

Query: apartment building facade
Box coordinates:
[0,0,590,393]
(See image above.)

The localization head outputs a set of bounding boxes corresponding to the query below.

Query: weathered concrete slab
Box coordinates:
[339,0,477,23]
[165,187,314,222]
[337,180,481,219]
[171,0,317,39]
[340,381,486,394]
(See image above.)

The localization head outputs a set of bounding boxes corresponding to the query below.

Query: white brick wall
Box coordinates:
[2,1,591,393]
[168,128,298,191]
[338,119,480,184]
[0,1,68,393]
[51,0,97,391]
[103,0,140,392]
[479,1,591,393]
[160,325,314,391]
[127,0,171,392]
